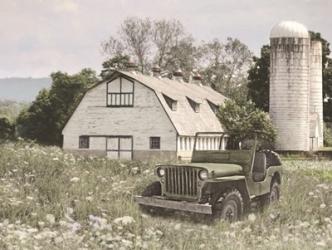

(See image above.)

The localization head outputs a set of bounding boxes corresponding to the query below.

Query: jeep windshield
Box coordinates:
[191,132,255,167]
[192,132,255,151]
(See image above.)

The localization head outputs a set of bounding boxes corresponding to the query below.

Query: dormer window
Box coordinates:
[163,94,177,111]
[187,97,200,113]
[207,100,219,114]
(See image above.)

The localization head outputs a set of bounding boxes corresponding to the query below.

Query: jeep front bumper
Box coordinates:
[134,195,212,214]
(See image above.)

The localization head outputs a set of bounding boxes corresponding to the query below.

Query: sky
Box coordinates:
[0,0,331,78]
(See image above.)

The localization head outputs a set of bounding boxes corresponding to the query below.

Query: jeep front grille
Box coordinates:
[164,167,199,198]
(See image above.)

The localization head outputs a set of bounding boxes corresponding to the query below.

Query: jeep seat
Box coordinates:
[252,152,267,182]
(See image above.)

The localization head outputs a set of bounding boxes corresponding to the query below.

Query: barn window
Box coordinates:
[79,136,89,149]
[150,137,161,149]
[163,94,177,111]
[107,77,134,107]
[187,97,200,113]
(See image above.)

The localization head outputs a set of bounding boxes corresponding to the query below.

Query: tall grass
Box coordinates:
[0,142,331,249]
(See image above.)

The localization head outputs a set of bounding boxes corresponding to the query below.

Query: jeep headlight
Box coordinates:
[199,170,208,180]
[157,167,165,177]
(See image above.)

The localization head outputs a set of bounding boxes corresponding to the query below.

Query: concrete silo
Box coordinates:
[269,21,323,151]
[309,40,323,149]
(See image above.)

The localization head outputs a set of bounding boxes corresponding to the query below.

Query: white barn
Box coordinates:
[62,69,227,161]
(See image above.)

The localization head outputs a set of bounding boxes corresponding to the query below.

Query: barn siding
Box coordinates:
[62,77,177,160]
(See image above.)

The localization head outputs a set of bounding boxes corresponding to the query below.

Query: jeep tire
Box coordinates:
[260,181,280,208]
[139,181,166,215]
[213,189,244,222]
[141,181,161,197]
[269,181,280,203]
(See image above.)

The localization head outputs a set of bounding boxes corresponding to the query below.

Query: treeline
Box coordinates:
[0,17,331,146]
[101,17,253,101]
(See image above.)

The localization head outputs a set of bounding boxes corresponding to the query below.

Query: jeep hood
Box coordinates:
[174,163,244,178]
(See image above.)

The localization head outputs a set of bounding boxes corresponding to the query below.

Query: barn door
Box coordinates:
[106,136,133,160]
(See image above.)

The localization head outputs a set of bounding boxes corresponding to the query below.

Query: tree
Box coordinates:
[323,60,332,122]
[247,45,270,112]
[0,117,15,140]
[152,19,184,68]
[202,38,253,102]
[100,55,131,80]
[17,69,98,145]
[101,17,254,98]
[163,36,202,80]
[103,17,152,73]
[218,99,276,145]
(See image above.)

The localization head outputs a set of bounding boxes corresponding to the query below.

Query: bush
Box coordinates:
[0,117,15,141]
[218,99,276,146]
[324,122,332,146]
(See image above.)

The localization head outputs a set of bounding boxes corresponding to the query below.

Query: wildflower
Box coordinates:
[174,223,181,230]
[113,216,135,225]
[38,221,45,228]
[52,157,59,161]
[316,241,326,247]
[66,207,74,215]
[86,196,93,202]
[308,192,314,196]
[70,177,80,183]
[248,213,256,222]
[320,203,326,209]
[69,222,81,233]
[131,167,139,174]
[242,226,252,233]
[46,214,55,224]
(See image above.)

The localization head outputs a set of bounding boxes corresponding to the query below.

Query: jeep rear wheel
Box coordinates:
[269,182,280,203]
[213,189,244,222]
[260,181,280,208]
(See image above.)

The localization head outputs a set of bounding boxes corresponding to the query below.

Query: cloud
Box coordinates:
[53,0,79,13]
[0,0,331,77]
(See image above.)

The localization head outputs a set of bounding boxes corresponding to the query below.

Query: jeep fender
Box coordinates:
[202,176,250,210]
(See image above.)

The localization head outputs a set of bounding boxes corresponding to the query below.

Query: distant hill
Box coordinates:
[0,77,52,102]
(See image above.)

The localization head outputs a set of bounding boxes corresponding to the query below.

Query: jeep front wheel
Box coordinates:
[139,181,166,215]
[213,189,244,222]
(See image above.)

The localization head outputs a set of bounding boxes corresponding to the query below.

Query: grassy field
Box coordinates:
[0,142,332,249]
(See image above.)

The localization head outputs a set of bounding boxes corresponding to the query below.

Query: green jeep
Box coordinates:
[135,132,282,221]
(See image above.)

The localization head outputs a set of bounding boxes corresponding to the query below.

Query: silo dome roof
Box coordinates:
[270,21,309,38]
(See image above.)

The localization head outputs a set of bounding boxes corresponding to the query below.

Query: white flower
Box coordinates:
[69,222,81,233]
[52,157,59,161]
[316,241,326,247]
[66,207,74,215]
[86,196,93,201]
[38,221,45,227]
[320,203,327,209]
[46,214,55,224]
[248,213,256,222]
[131,167,139,174]
[70,177,80,183]
[308,192,314,196]
[113,216,135,225]
[174,223,181,230]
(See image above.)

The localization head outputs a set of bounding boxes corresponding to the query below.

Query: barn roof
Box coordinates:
[116,70,227,136]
